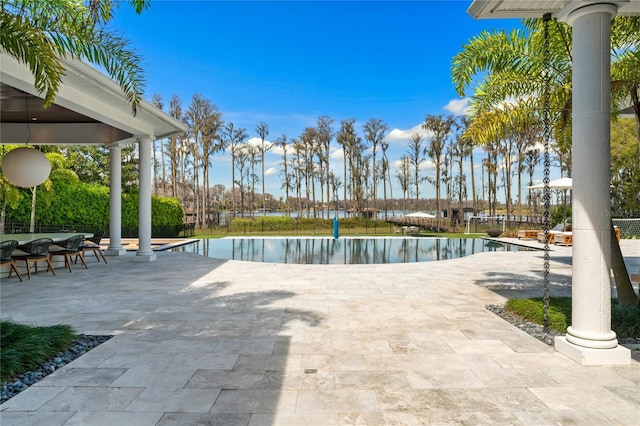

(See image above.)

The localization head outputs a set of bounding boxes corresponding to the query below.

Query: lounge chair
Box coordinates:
[553,232,572,246]
[517,230,539,240]
[537,223,568,243]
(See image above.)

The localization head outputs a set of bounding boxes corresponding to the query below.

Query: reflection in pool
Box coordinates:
[173,237,534,264]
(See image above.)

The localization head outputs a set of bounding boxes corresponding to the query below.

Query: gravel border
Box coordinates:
[486,304,640,348]
[1,334,111,403]
[486,304,562,346]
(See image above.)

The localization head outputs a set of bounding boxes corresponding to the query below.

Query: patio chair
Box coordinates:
[49,235,87,272]
[76,231,108,264]
[13,238,55,280]
[537,223,567,243]
[0,240,23,282]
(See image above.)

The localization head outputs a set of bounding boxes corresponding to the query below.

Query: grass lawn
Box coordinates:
[192,231,479,239]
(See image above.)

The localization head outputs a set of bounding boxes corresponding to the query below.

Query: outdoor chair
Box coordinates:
[13,238,55,280]
[76,231,107,264]
[49,235,87,272]
[0,240,23,282]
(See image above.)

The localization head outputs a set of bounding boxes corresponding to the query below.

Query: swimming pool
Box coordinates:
[173,237,534,264]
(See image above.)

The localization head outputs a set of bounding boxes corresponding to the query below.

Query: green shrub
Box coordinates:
[551,205,571,227]
[611,304,640,338]
[4,182,183,230]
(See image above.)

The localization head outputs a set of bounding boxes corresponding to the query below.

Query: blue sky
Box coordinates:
[112,1,529,201]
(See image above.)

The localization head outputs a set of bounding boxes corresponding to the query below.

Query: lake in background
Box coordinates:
[173,237,535,264]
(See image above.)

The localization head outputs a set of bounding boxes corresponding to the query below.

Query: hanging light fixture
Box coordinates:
[0,90,52,188]
[1,147,51,188]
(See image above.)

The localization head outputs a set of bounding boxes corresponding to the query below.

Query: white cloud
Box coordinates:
[330,147,344,160]
[385,124,432,143]
[271,144,285,156]
[392,158,435,170]
[243,137,275,151]
[265,167,278,176]
[444,98,470,116]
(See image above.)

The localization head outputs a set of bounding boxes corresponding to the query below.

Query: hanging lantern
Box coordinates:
[1,147,51,188]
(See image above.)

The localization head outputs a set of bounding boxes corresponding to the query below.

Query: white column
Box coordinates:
[134,137,157,262]
[554,3,629,365]
[105,144,126,256]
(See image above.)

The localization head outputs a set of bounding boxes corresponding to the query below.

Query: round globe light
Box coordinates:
[1,147,51,188]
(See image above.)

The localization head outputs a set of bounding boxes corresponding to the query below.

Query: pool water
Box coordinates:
[173,237,533,264]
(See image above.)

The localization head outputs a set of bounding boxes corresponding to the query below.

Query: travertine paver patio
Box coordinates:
[1,239,638,425]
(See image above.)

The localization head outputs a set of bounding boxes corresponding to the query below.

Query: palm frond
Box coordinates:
[0,10,65,107]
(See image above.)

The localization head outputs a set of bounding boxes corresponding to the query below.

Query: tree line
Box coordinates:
[2,2,637,228]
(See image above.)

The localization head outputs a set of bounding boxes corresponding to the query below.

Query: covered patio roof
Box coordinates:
[1,52,188,263]
[0,53,187,145]
[468,0,640,19]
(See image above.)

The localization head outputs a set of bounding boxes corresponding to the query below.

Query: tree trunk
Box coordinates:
[0,202,5,233]
[152,140,157,195]
[29,187,36,233]
[343,151,347,215]
[610,221,639,306]
[231,149,236,219]
[470,153,476,214]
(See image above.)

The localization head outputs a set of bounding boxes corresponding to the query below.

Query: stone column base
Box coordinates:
[132,252,157,262]
[555,336,631,365]
[104,248,127,256]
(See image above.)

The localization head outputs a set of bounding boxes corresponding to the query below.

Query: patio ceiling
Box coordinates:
[0,53,187,146]
[468,0,640,19]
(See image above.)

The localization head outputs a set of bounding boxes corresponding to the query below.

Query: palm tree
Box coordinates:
[291,139,305,217]
[276,135,291,216]
[379,136,393,219]
[185,94,220,227]
[351,141,369,217]
[452,17,639,158]
[234,145,250,216]
[523,148,540,216]
[396,156,411,215]
[610,17,640,155]
[303,129,318,217]
[167,95,183,198]
[222,123,247,218]
[1,0,149,114]
[363,118,388,220]
[406,133,425,208]
[423,115,455,219]
[247,144,260,218]
[316,116,334,219]
[456,117,476,214]
[150,93,163,194]
[203,110,224,222]
[256,122,269,215]
[336,118,358,215]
